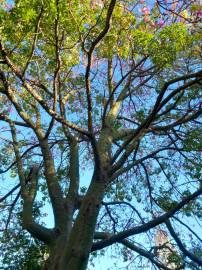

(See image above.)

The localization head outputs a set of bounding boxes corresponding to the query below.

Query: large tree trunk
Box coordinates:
[44,241,65,270]
[44,175,106,270]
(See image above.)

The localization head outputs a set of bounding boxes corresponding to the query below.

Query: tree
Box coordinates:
[0,0,202,269]
[0,200,47,269]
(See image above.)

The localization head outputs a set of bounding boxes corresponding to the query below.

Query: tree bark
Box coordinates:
[44,174,106,270]
[44,236,68,270]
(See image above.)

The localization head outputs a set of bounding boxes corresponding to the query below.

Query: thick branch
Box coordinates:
[93,232,176,270]
[85,0,117,132]
[67,138,79,200]
[152,107,202,132]
[8,119,27,197]
[120,239,175,270]
[39,138,65,228]
[165,219,202,266]
[0,114,30,128]
[92,187,202,251]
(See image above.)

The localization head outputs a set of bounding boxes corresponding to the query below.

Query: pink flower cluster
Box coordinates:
[139,3,165,28]
[3,3,13,10]
[141,6,150,16]
[196,10,202,18]
[150,19,164,28]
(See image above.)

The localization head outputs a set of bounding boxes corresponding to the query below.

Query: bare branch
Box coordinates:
[92,187,202,251]
[165,219,202,266]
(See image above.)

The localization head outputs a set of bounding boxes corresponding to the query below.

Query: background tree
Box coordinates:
[0,204,47,270]
[0,0,202,269]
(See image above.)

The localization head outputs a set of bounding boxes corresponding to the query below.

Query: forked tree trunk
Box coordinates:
[44,177,106,270]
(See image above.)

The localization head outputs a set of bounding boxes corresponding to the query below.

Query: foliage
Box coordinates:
[1,231,45,270]
[0,202,47,270]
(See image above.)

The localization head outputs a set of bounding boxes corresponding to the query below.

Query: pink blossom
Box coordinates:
[139,0,145,4]
[158,19,164,27]
[144,16,149,22]
[7,107,13,113]
[4,3,13,10]
[141,6,150,15]
[171,3,177,11]
[150,21,157,28]
[196,10,202,18]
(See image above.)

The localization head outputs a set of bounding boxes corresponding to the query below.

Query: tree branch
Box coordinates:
[165,219,202,266]
[93,232,177,270]
[0,41,90,136]
[85,0,117,132]
[92,187,202,251]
